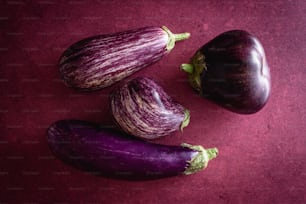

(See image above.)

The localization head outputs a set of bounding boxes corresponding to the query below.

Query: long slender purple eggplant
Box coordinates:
[110,77,190,139]
[181,30,271,114]
[59,26,190,91]
[47,120,218,180]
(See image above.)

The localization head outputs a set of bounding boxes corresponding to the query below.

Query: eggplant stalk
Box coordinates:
[182,143,218,175]
[162,26,190,51]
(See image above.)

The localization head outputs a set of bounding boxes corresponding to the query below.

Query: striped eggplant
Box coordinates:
[59,26,190,91]
[110,77,190,139]
[47,120,218,180]
[181,30,270,114]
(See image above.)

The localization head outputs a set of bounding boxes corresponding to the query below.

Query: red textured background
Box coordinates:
[1,1,305,203]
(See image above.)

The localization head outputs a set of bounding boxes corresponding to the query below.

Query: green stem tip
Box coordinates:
[206,148,218,160]
[174,32,190,42]
[180,63,194,73]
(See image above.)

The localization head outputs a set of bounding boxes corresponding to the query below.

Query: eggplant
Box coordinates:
[47,120,218,180]
[110,77,190,139]
[181,30,271,114]
[59,26,190,91]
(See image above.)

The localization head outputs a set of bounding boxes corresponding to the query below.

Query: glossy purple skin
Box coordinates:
[110,77,187,139]
[199,30,271,114]
[59,27,168,91]
[47,120,198,180]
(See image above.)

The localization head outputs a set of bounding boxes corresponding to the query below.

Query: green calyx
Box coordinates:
[181,143,218,175]
[180,51,207,93]
[180,109,190,131]
[162,26,190,51]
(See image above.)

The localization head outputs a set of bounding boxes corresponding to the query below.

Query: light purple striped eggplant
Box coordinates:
[110,77,190,139]
[59,26,190,91]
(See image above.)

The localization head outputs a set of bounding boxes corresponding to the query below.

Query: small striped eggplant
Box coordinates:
[59,26,190,91]
[181,30,271,114]
[110,77,190,139]
[47,120,218,180]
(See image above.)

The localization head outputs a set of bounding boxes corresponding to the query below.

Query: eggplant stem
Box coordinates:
[181,52,206,93]
[174,33,191,42]
[181,143,218,175]
[180,109,190,131]
[162,26,190,51]
[181,63,194,73]
[206,148,218,160]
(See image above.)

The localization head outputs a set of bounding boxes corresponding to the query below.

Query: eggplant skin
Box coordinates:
[59,26,189,91]
[110,77,190,139]
[46,120,217,180]
[182,30,271,114]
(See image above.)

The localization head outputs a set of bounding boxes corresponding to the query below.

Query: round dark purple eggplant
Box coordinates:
[59,26,190,91]
[110,77,190,139]
[46,120,218,180]
[181,30,271,114]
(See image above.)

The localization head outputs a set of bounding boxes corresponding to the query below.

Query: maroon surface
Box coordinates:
[1,1,305,203]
